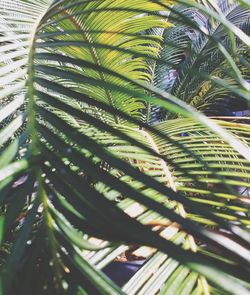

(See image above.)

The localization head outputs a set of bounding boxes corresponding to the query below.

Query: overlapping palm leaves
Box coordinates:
[153,0,250,121]
[0,0,250,294]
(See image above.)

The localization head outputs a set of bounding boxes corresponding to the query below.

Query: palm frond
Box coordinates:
[0,1,250,295]
[152,1,250,122]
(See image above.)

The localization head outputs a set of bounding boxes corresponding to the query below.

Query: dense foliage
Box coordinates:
[0,0,250,294]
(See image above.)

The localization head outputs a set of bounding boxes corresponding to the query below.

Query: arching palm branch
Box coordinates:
[0,1,250,294]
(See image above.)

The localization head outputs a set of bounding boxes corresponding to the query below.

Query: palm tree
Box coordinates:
[0,0,250,294]
[151,1,250,122]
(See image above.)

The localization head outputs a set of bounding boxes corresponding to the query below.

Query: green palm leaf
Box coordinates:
[153,1,250,120]
[0,1,250,294]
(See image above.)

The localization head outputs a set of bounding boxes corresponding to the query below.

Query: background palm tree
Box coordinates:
[0,0,250,294]
[151,1,250,122]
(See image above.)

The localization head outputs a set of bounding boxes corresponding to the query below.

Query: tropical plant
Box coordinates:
[0,0,250,294]
[151,0,250,122]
